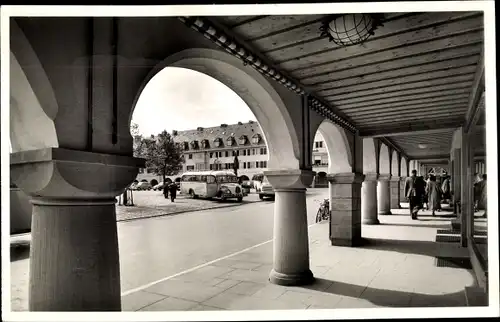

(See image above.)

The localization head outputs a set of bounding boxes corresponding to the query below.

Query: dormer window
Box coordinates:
[183,142,189,150]
[226,136,235,146]
[238,135,248,145]
[190,140,199,149]
[252,134,261,144]
[201,139,210,149]
[213,138,222,147]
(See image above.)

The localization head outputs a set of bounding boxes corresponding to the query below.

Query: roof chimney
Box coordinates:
[237,121,243,125]
[220,124,228,128]
[197,127,204,131]
[249,120,254,124]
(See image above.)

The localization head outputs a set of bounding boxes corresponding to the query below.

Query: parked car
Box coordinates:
[259,176,275,200]
[129,182,139,190]
[135,181,152,191]
[153,181,169,191]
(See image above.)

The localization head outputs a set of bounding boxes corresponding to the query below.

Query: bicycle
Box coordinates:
[315,198,330,223]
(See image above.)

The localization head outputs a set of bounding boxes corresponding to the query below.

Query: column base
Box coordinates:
[269,269,314,286]
[331,237,363,247]
[363,218,380,225]
[378,211,392,216]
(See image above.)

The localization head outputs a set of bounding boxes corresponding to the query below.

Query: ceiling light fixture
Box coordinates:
[320,13,385,47]
[418,144,428,149]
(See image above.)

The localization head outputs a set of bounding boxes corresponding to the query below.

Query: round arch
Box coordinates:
[391,151,399,176]
[379,144,390,175]
[401,156,408,177]
[363,138,377,173]
[316,119,352,173]
[130,48,300,170]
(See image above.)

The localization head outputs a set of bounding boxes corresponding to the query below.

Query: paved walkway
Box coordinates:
[121,206,474,311]
[10,201,476,311]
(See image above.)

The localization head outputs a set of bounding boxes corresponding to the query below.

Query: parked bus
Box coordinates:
[180,170,246,202]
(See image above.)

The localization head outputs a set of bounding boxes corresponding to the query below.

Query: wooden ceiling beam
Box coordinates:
[359,120,462,137]
[324,76,474,100]
[340,98,469,114]
[354,109,468,124]
[299,46,480,82]
[337,93,470,111]
[348,103,466,118]
[335,86,472,108]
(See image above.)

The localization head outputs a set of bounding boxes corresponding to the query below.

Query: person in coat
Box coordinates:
[425,175,443,216]
[405,170,422,220]
[168,182,177,202]
[441,175,451,203]
[475,174,487,217]
[163,182,169,199]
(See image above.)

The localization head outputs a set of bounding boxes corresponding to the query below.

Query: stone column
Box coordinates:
[399,177,407,203]
[390,176,401,209]
[377,174,392,216]
[10,148,143,311]
[362,173,379,225]
[327,172,364,247]
[265,169,315,286]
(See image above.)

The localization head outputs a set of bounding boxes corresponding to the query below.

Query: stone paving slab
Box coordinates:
[11,204,474,311]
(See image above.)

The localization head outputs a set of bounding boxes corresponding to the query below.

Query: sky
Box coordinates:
[131,67,257,137]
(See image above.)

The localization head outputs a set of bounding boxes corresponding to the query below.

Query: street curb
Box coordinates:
[117,199,264,223]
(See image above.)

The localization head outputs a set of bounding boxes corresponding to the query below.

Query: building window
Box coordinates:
[243,150,247,156]
[147,168,154,174]
[210,152,213,158]
[243,162,247,169]
[260,147,267,155]
[255,161,259,168]
[209,164,213,170]
[315,141,324,148]
[225,151,229,157]
[260,161,267,168]
[187,165,195,171]
[252,149,256,155]
[189,154,193,159]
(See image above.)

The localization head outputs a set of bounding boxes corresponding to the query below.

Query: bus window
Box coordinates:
[207,176,216,184]
[217,175,238,183]
[201,175,207,182]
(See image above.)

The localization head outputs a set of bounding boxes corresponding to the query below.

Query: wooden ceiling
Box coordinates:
[209,12,484,159]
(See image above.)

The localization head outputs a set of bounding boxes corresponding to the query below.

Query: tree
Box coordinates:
[141,130,184,184]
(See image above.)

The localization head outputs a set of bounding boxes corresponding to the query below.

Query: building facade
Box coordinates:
[137,121,329,183]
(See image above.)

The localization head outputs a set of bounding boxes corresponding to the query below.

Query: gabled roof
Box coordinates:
[173,121,265,150]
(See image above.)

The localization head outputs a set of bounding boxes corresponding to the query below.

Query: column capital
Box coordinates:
[327,172,364,184]
[264,169,315,190]
[363,172,379,182]
[10,148,145,201]
[378,174,392,181]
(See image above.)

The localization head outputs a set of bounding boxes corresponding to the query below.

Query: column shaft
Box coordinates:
[29,199,121,311]
[390,176,401,209]
[265,169,314,286]
[377,175,392,215]
[362,174,379,225]
[327,173,364,247]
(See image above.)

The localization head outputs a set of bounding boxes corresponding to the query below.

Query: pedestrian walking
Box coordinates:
[169,182,177,202]
[405,170,422,220]
[163,182,169,199]
[425,175,443,216]
[441,175,451,202]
